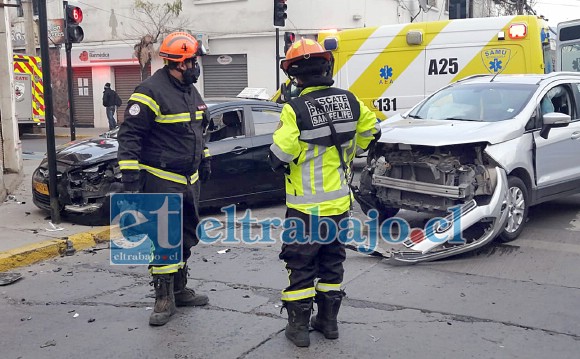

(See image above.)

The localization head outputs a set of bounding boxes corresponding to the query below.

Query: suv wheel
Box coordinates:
[498,176,528,242]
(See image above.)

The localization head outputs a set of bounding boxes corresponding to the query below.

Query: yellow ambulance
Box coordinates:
[280,15,553,120]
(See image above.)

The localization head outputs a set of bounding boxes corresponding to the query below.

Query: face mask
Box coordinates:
[180,60,201,85]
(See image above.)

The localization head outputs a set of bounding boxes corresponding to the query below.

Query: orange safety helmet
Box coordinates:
[280,38,333,75]
[158,32,199,63]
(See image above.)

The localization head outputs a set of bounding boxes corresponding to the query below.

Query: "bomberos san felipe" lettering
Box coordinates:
[307,94,353,126]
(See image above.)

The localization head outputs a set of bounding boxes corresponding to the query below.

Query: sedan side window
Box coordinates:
[208,110,245,142]
[252,108,281,136]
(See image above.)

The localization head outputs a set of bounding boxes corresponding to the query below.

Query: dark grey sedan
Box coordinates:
[32,98,285,225]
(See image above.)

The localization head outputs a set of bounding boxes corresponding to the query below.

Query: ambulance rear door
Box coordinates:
[13,72,33,123]
[556,19,580,72]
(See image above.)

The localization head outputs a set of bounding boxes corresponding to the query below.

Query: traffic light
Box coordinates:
[283,32,295,54]
[65,5,84,43]
[273,0,287,27]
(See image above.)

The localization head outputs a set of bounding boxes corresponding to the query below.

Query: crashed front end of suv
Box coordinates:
[353,81,544,264]
[357,139,508,264]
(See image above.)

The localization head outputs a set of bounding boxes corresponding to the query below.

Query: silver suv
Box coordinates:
[356,72,580,263]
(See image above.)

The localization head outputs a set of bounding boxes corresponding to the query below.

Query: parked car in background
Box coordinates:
[32,98,285,225]
[355,72,580,263]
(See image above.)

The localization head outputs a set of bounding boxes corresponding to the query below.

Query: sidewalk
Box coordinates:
[0,156,110,272]
[43,126,110,140]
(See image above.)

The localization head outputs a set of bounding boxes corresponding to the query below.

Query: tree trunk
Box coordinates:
[141,60,151,81]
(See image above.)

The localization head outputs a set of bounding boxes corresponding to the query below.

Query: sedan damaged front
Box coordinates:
[32,136,121,224]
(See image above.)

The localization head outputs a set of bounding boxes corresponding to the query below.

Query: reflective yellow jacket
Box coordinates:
[269,86,380,216]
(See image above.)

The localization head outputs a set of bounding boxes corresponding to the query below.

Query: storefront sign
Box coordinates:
[11,30,25,47]
[11,21,26,48]
[217,55,233,65]
[60,45,140,67]
[48,19,65,45]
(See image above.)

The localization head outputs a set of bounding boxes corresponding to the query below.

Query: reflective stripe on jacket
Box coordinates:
[117,67,209,184]
[270,86,380,216]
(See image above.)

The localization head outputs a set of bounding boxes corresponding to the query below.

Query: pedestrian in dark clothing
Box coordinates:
[103,83,122,130]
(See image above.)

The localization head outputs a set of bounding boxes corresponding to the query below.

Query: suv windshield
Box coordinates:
[408,82,538,122]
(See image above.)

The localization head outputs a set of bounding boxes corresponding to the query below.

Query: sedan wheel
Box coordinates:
[498,176,528,242]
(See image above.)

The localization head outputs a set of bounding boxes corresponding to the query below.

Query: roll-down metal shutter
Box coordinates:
[72,67,94,127]
[202,54,248,97]
[114,65,151,123]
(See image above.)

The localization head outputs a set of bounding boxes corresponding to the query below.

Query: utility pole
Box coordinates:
[64,1,75,141]
[275,28,280,89]
[517,0,526,15]
[23,0,36,55]
[0,2,23,174]
[38,0,61,223]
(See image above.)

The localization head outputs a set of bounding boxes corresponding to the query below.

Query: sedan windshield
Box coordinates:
[408,83,537,122]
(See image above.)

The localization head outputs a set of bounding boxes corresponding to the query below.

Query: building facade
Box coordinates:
[11,0,449,128]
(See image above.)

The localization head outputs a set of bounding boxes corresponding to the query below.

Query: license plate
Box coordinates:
[33,181,49,195]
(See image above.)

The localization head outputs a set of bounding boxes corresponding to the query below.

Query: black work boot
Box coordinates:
[173,265,209,307]
[311,291,344,339]
[149,274,177,326]
[284,299,313,347]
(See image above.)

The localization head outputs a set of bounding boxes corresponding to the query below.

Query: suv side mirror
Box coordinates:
[539,112,571,139]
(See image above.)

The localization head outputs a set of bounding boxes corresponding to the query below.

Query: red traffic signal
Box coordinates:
[65,5,84,43]
[284,32,295,53]
[66,5,83,24]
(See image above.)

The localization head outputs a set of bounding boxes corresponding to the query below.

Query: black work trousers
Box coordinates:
[140,170,201,264]
[279,208,347,302]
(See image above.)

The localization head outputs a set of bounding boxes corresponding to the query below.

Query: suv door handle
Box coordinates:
[571,132,580,140]
[231,146,248,155]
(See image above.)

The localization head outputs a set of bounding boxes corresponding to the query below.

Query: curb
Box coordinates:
[0,226,119,272]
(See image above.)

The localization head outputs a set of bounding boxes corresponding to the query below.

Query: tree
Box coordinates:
[488,0,537,16]
[130,0,189,80]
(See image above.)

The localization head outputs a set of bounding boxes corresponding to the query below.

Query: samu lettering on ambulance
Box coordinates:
[483,49,508,57]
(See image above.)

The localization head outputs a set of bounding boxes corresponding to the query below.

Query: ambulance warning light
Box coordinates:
[323,37,339,51]
[509,24,527,39]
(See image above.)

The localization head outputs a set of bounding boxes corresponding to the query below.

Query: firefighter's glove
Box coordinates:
[121,171,140,193]
[122,181,140,193]
[200,159,211,183]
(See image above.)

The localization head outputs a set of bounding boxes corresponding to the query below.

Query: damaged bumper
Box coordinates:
[353,167,508,264]
[389,167,508,264]
[64,203,104,214]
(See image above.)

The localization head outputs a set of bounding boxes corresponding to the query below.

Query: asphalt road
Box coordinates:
[21,134,70,156]
[3,136,579,358]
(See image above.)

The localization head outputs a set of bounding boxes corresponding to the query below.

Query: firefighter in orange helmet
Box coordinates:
[117,32,211,326]
[270,38,380,347]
